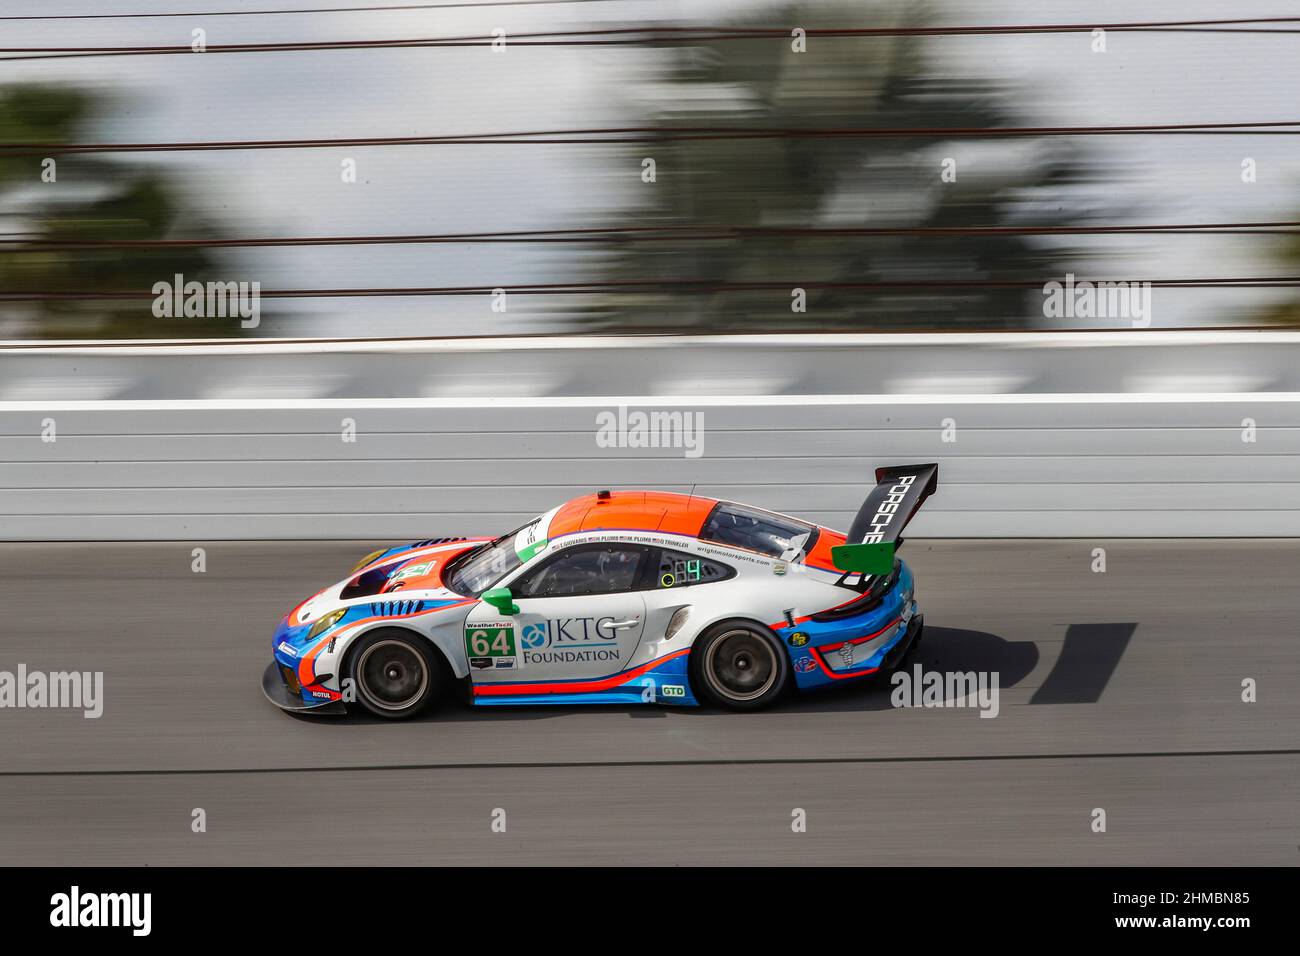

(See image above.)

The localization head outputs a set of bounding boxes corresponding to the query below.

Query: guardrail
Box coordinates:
[4,330,1300,400]
[1,332,1298,539]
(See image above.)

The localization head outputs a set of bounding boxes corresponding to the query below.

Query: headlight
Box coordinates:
[350,549,386,573]
[306,608,347,640]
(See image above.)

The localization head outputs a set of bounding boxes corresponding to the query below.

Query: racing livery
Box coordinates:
[262,463,938,717]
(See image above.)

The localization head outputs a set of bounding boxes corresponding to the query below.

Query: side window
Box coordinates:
[699,502,816,558]
[513,545,646,598]
[654,549,733,590]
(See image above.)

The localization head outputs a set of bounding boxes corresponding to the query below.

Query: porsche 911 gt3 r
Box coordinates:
[262,463,938,718]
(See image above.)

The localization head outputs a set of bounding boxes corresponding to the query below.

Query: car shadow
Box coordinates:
[312,624,1041,725]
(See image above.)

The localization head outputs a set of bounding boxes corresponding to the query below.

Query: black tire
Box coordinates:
[346,628,446,719]
[689,620,791,711]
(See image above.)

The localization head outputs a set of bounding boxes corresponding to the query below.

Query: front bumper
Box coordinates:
[261,662,347,715]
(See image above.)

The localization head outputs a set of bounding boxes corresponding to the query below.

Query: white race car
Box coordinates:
[262,464,937,717]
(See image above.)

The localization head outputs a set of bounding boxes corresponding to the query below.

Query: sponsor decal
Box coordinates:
[794,657,817,673]
[277,641,298,657]
[469,657,493,670]
[465,622,522,669]
[310,690,333,700]
[521,622,548,649]
[517,539,548,562]
[526,648,620,664]
[838,643,856,668]
[772,562,787,576]
[392,561,432,580]
[860,473,917,544]
[521,617,623,650]
[521,617,627,663]
[788,631,808,647]
[513,517,549,562]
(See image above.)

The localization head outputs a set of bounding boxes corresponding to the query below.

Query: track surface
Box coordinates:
[0,540,1296,865]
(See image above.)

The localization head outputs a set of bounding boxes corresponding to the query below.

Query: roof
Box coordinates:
[547,490,720,539]
[545,489,848,570]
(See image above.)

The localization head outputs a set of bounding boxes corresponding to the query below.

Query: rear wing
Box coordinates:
[831,463,938,575]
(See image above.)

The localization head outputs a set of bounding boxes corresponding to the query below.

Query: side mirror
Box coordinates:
[482,586,520,615]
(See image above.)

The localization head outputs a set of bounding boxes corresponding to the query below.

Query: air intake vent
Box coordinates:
[411,536,468,548]
[370,600,426,617]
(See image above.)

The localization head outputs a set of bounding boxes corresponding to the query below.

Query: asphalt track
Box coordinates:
[0,539,1296,865]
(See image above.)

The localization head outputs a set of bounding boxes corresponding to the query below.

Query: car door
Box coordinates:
[463,543,649,690]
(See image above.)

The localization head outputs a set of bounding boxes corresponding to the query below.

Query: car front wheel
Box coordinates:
[348,629,444,719]
[690,621,791,711]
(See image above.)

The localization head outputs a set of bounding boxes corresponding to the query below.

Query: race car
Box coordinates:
[262,463,938,718]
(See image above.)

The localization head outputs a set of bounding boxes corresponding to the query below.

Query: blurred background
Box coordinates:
[1,0,1299,338]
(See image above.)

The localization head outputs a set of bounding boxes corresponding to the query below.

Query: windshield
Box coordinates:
[446,517,543,596]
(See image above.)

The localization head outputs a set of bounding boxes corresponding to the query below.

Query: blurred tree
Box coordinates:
[1257,219,1300,324]
[576,0,1088,332]
[0,84,246,338]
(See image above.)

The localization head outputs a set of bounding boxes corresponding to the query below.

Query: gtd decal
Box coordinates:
[661,684,686,697]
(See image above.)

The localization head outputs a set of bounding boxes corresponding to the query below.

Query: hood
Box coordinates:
[285,538,486,629]
[341,538,487,598]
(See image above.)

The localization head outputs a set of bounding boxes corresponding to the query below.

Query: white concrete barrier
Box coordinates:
[2,339,1298,539]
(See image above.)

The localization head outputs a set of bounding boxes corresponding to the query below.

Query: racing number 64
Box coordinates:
[468,626,516,657]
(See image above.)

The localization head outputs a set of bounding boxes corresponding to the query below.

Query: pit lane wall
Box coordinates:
[1,332,1298,539]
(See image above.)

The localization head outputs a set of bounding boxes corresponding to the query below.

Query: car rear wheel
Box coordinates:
[691,621,790,711]
[348,629,445,719]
